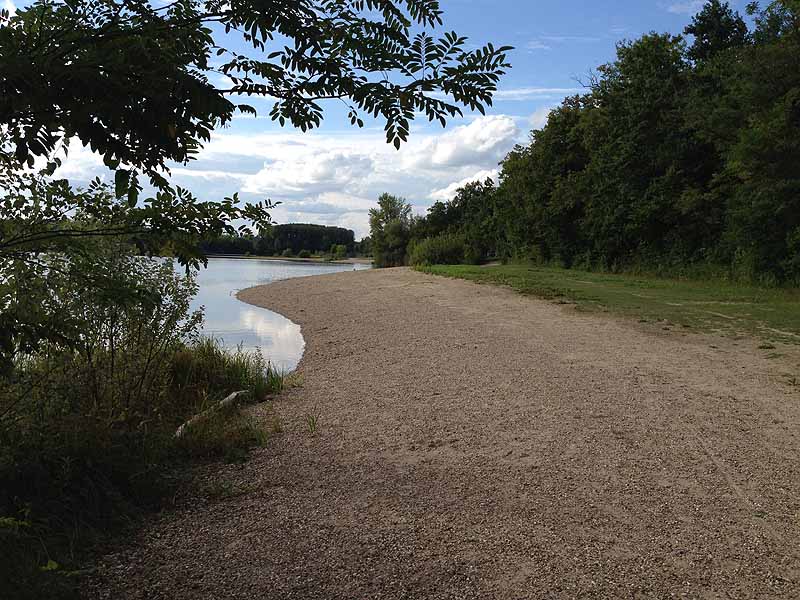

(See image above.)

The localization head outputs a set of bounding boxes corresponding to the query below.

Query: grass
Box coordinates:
[305,406,320,434]
[0,338,286,599]
[418,264,800,344]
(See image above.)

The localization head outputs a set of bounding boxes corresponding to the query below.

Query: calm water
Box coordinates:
[191,258,370,371]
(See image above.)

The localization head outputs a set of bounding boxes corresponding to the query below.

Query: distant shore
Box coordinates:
[205,253,373,265]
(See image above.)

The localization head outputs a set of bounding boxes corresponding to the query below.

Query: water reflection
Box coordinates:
[192,258,370,371]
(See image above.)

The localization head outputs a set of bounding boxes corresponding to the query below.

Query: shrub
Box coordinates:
[408,233,467,266]
[329,244,348,260]
[281,248,294,258]
[0,250,284,599]
[297,249,311,258]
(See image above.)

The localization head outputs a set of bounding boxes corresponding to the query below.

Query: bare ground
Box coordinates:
[87,267,800,599]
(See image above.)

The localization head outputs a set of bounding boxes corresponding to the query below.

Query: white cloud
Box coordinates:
[242,151,374,196]
[2,0,15,15]
[666,1,705,14]
[40,115,524,239]
[541,35,604,43]
[429,169,499,202]
[50,143,105,181]
[526,41,552,51]
[403,115,518,169]
[529,105,557,130]
[170,167,248,182]
[493,87,581,101]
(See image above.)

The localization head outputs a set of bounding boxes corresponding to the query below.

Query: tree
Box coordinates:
[0,0,512,172]
[685,0,749,62]
[369,193,413,267]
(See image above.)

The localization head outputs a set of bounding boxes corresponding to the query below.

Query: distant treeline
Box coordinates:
[200,223,363,256]
[375,1,800,283]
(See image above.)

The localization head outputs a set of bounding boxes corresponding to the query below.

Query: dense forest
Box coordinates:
[384,0,800,283]
[200,224,358,257]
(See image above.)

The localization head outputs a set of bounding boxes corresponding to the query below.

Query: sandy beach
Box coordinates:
[88,267,800,599]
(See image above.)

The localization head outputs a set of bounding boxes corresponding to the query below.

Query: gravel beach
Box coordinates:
[87,267,800,599]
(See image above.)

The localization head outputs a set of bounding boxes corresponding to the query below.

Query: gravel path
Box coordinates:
[89,267,800,599]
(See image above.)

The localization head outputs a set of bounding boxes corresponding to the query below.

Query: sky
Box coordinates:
[17,0,747,239]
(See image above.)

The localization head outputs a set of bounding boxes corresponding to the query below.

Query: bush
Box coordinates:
[281,248,295,258]
[0,250,285,599]
[408,233,467,266]
[297,249,311,258]
[329,244,347,260]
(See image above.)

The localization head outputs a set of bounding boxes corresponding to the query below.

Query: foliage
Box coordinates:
[0,0,511,168]
[0,159,274,369]
[408,232,466,266]
[199,224,357,256]
[0,249,282,598]
[355,236,373,257]
[266,224,355,256]
[429,0,799,283]
[409,178,497,263]
[685,0,749,62]
[369,193,413,267]
[330,244,348,260]
[297,249,312,259]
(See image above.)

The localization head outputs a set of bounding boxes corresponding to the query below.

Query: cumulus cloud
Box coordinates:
[40,114,526,239]
[429,169,499,202]
[242,151,374,196]
[404,115,518,169]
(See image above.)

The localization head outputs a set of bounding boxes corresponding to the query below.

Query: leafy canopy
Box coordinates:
[685,0,749,62]
[0,0,512,176]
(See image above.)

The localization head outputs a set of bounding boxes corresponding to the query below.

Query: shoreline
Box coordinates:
[92,267,800,599]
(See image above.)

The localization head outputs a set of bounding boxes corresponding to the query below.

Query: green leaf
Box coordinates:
[114,170,130,199]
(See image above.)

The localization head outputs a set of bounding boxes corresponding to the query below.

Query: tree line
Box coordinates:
[199,224,358,257]
[372,0,800,283]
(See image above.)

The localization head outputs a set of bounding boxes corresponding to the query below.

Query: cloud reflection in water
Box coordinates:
[192,258,369,371]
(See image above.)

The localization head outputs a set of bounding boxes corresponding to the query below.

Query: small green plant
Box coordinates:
[281,248,295,258]
[297,249,311,259]
[305,407,321,434]
[758,343,777,350]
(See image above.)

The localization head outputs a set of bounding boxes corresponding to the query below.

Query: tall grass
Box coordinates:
[1,337,284,598]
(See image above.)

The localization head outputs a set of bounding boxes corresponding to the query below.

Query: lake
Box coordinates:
[191,258,370,372]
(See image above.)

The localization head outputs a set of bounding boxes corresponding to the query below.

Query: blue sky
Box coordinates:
[23,0,747,238]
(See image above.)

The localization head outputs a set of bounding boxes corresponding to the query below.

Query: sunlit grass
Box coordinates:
[419,264,800,343]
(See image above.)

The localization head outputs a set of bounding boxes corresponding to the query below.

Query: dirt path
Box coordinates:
[90,268,800,599]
